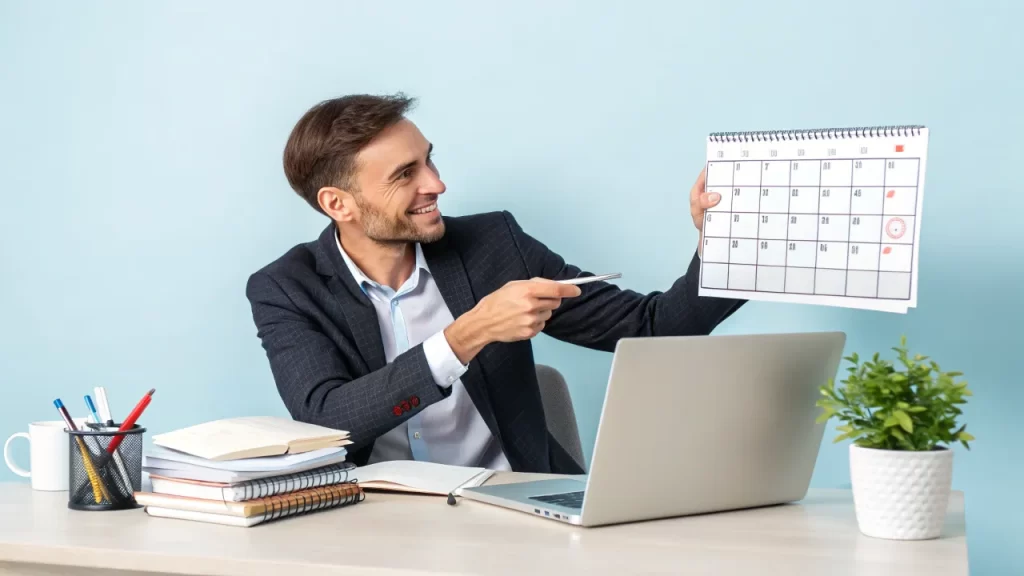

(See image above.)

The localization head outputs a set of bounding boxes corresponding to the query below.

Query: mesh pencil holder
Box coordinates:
[67,423,145,511]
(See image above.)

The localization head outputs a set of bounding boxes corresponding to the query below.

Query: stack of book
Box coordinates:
[134,416,362,527]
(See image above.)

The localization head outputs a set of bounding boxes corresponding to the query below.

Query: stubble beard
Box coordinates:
[355,194,445,246]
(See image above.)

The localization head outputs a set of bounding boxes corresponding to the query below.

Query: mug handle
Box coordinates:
[4,433,31,478]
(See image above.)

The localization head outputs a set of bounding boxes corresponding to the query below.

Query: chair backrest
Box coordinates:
[535,364,585,472]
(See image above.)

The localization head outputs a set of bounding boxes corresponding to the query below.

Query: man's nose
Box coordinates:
[421,168,446,195]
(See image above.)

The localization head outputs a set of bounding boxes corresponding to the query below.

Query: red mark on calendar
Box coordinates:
[887,190,896,198]
[895,145,905,152]
[883,247,892,255]
[886,218,907,240]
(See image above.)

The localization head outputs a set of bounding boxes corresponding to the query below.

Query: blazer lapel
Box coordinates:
[314,224,387,372]
[422,233,501,437]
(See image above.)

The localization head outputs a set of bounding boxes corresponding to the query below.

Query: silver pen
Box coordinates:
[557,273,622,285]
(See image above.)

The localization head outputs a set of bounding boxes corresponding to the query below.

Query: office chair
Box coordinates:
[535,364,586,472]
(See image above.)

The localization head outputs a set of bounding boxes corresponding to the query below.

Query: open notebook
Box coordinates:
[151,416,351,461]
[352,460,493,496]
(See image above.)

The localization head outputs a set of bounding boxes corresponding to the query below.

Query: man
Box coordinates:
[245,93,743,475]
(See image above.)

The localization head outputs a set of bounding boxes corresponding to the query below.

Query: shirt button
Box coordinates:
[448,376,455,383]
[413,432,421,439]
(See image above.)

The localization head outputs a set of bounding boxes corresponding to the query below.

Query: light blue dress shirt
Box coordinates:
[336,237,511,471]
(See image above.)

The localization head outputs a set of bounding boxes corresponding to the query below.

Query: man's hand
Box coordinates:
[689,168,721,255]
[444,279,582,364]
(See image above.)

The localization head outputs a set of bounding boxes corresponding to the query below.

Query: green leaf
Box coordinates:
[894,410,913,433]
[883,415,900,428]
[890,428,914,449]
[833,429,868,443]
[958,432,975,442]
[907,406,927,413]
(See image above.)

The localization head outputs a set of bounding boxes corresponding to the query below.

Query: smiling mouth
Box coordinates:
[408,202,437,216]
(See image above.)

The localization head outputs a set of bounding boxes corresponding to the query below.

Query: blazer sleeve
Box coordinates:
[500,211,745,352]
[245,271,451,451]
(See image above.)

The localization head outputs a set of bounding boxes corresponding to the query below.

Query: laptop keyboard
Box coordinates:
[529,490,584,509]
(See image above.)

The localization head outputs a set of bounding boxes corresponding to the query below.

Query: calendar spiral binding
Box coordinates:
[708,125,925,143]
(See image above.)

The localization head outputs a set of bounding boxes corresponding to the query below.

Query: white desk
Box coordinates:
[0,475,967,575]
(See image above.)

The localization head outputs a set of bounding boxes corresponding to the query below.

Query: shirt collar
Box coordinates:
[335,233,430,296]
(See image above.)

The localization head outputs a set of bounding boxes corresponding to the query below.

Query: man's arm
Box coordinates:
[502,211,744,353]
[245,271,453,451]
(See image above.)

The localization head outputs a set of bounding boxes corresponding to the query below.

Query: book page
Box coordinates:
[353,461,493,495]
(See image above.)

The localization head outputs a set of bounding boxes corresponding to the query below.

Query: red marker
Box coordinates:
[106,388,155,453]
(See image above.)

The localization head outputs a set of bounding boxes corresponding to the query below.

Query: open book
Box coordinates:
[352,460,494,496]
[151,416,351,461]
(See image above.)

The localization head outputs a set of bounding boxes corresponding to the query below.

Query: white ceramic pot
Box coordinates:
[849,444,953,540]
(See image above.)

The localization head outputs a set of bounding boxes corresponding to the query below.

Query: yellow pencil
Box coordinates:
[55,398,114,504]
[75,437,105,503]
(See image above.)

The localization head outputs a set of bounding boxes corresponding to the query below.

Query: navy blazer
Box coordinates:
[245,211,743,474]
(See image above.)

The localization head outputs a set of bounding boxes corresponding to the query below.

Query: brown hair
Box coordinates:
[283,93,416,214]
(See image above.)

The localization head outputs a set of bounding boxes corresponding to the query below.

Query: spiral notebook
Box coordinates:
[138,482,364,527]
[148,462,357,502]
[699,125,929,314]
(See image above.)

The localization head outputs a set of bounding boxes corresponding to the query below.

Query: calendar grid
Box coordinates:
[812,161,822,294]
[784,159,792,291]
[844,161,854,296]
[875,161,887,297]
[754,160,763,286]
[726,160,735,288]
[701,126,927,312]
[700,156,921,300]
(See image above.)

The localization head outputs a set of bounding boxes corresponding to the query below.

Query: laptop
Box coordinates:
[459,331,846,527]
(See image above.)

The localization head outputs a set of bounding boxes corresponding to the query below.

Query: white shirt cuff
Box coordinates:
[423,329,469,389]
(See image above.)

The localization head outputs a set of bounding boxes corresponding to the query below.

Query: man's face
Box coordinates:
[346,119,446,245]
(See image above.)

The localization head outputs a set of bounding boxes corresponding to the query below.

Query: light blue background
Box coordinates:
[1,1,1019,573]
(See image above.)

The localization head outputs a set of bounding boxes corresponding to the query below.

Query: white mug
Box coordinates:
[5,419,86,491]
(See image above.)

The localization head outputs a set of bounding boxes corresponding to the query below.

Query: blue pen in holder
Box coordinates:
[67,423,145,511]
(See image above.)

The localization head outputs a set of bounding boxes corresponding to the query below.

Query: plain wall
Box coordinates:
[1,1,1020,573]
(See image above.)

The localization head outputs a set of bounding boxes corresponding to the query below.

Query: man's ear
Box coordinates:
[317,186,357,222]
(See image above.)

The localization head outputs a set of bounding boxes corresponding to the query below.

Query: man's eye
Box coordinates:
[399,167,414,179]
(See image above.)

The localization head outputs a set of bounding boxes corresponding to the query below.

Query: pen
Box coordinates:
[557,273,622,286]
[106,388,154,454]
[54,399,113,504]
[94,387,113,425]
[87,391,133,489]
[84,395,100,424]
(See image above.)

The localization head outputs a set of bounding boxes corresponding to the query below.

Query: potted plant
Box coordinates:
[816,336,974,540]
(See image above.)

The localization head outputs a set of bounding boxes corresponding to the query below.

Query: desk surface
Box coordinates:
[0,474,967,576]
